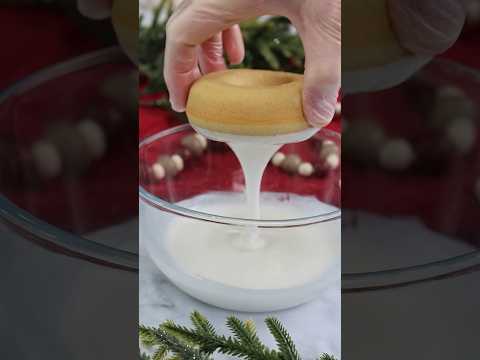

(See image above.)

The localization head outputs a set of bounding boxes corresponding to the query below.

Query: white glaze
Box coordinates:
[166,193,340,290]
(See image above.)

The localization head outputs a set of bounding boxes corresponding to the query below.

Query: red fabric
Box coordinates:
[0,6,100,90]
[0,7,137,234]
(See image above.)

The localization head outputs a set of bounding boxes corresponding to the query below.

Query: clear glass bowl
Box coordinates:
[342,58,480,291]
[0,47,138,270]
[139,124,341,311]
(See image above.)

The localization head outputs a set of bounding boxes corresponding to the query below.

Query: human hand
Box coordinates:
[388,0,469,57]
[164,0,341,128]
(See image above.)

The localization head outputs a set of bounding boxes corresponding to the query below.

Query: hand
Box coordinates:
[388,0,468,56]
[164,0,341,128]
[77,0,112,19]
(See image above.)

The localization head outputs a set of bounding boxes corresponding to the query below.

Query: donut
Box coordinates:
[342,0,431,94]
[112,0,137,63]
[186,69,308,136]
[343,0,406,71]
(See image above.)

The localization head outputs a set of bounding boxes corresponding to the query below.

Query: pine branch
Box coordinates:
[265,317,301,360]
[152,345,169,360]
[140,311,336,360]
[226,316,266,352]
[140,325,211,360]
[190,311,217,337]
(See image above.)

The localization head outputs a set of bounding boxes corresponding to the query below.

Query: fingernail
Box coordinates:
[305,93,337,128]
[388,0,465,56]
[170,100,185,112]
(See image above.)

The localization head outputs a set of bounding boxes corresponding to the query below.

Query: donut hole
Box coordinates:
[219,72,296,88]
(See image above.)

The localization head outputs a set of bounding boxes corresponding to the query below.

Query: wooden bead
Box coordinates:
[271,152,286,167]
[152,163,166,180]
[181,134,206,156]
[316,139,340,172]
[31,140,62,179]
[445,117,476,154]
[193,133,208,149]
[76,118,107,159]
[171,154,184,171]
[298,162,314,176]
[156,155,179,177]
[319,139,339,157]
[379,139,415,171]
[281,154,302,174]
[430,87,476,129]
[316,151,340,172]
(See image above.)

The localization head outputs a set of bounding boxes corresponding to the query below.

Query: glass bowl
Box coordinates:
[0,47,138,270]
[342,58,480,292]
[139,124,341,312]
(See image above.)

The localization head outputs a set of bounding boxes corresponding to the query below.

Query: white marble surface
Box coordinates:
[139,226,341,359]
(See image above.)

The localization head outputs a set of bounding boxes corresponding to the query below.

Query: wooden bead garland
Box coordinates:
[271,152,286,167]
[0,114,112,187]
[26,118,109,181]
[149,133,208,181]
[270,139,340,177]
[298,162,314,177]
[379,139,415,172]
[444,117,476,155]
[345,85,478,173]
[181,133,208,156]
[316,139,340,173]
[76,118,107,159]
[280,154,302,174]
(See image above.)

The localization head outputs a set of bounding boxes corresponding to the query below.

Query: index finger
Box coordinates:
[164,1,262,112]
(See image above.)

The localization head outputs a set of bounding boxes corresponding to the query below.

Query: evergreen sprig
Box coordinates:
[139,311,337,360]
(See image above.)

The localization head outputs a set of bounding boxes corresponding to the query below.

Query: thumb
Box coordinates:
[388,0,466,56]
[298,15,341,128]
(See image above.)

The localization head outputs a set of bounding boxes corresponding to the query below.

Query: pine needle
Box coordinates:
[265,318,301,360]
[190,311,217,337]
[226,317,264,350]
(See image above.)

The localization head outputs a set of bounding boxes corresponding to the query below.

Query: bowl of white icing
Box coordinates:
[139,124,341,312]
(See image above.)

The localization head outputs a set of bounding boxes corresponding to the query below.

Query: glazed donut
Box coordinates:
[186,69,308,136]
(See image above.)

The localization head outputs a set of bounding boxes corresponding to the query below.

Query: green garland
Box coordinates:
[139,311,336,360]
